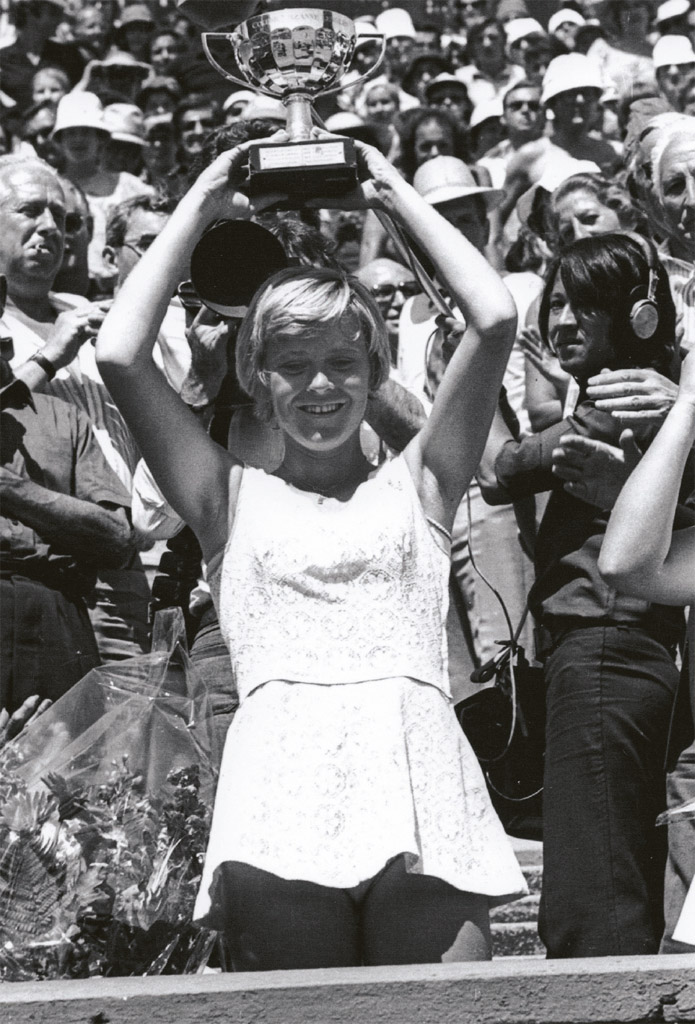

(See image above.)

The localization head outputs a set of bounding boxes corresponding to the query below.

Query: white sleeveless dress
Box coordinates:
[193,455,526,926]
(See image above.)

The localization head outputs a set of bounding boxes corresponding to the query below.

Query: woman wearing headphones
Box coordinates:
[480,233,689,959]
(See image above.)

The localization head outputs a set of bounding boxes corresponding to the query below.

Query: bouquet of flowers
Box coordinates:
[0,610,222,981]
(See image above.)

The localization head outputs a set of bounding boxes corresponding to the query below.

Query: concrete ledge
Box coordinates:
[2,954,695,1024]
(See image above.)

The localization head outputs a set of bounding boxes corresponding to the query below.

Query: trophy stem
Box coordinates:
[284,94,314,142]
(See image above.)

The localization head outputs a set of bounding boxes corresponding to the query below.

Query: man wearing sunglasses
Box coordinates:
[355,258,421,366]
[53,176,93,297]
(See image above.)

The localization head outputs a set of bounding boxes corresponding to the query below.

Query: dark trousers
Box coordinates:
[190,617,238,762]
[1,574,100,714]
[660,739,695,953]
[538,625,679,958]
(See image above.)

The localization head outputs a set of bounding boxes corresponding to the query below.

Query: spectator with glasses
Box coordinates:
[53,177,93,298]
[355,258,421,366]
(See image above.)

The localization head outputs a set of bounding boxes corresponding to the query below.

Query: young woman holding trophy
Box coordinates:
[96,130,526,969]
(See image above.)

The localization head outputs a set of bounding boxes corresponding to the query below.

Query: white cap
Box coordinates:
[413,156,503,210]
[656,0,690,25]
[548,8,586,35]
[653,34,695,68]
[375,8,416,40]
[470,97,504,129]
[541,53,604,105]
[505,17,545,47]
[52,92,108,137]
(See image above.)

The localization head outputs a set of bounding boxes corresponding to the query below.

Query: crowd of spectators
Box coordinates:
[1,0,695,968]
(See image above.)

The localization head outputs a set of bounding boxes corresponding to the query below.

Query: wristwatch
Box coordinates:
[29,351,57,381]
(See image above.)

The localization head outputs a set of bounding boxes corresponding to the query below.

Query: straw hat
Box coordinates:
[413,156,503,210]
[52,92,108,138]
[103,103,147,146]
[652,35,695,69]
[541,54,604,105]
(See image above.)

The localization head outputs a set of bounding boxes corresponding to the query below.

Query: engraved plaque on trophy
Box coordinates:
[202,8,384,198]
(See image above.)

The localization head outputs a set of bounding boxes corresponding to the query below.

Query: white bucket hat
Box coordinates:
[413,156,503,210]
[505,18,546,47]
[541,54,604,105]
[547,8,586,35]
[516,156,600,226]
[653,34,695,69]
[52,92,108,138]
[470,97,504,130]
[375,8,416,41]
[242,95,286,122]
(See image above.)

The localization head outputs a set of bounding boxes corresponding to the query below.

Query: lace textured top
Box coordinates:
[207,454,451,703]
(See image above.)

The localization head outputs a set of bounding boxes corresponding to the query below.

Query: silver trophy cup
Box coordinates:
[202,8,385,197]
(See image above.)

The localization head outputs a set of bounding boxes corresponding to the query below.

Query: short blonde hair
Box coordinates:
[236,266,391,420]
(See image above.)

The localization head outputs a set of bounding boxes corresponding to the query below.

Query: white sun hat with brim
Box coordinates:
[469,97,504,130]
[242,95,286,122]
[424,72,470,100]
[541,53,604,105]
[413,156,503,210]
[222,89,256,113]
[52,92,109,138]
[655,0,690,25]
[102,103,147,145]
[653,34,695,69]
[375,8,416,40]
[547,8,586,34]
[516,156,600,226]
[505,18,546,47]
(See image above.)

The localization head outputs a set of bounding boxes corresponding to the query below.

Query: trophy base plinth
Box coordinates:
[247,138,358,199]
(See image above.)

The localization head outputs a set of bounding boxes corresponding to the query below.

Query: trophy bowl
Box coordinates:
[204,9,359,106]
[202,9,385,198]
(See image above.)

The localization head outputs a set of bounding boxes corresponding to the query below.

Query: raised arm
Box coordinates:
[599,350,695,606]
[379,173,517,525]
[96,142,269,563]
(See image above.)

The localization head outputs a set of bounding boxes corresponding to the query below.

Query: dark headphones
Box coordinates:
[625,232,660,341]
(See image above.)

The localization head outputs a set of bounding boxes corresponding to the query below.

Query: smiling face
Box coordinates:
[0,165,66,294]
[658,132,695,258]
[553,188,622,248]
[263,316,371,453]
[546,269,617,380]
